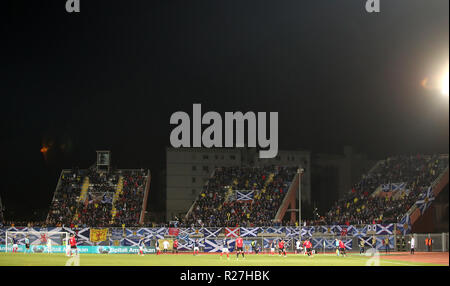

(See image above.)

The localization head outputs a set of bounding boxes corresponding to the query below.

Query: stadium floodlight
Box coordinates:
[5,231,69,253]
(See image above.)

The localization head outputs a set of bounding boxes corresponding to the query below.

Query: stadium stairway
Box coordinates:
[78,177,90,203]
[110,175,124,223]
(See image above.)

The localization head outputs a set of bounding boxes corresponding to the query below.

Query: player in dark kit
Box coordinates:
[155,239,160,255]
[269,240,275,255]
[193,239,200,256]
[236,236,244,260]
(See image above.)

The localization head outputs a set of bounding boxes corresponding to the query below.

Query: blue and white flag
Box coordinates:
[101,193,113,204]
[300,227,315,237]
[343,239,353,250]
[204,239,222,253]
[240,227,260,237]
[236,191,255,201]
[201,227,222,238]
[376,224,394,235]
[263,238,276,249]
[415,187,435,215]
[391,183,406,192]
[263,227,285,235]
[397,214,411,235]
[381,184,391,192]
[285,227,300,238]
[150,227,167,239]
[376,236,394,250]
[136,228,153,238]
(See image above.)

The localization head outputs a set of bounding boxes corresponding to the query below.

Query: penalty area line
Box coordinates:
[65,255,80,266]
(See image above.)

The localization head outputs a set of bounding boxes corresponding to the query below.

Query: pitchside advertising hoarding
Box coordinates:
[0,245,156,254]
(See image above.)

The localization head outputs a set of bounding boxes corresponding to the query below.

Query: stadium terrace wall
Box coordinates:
[0,224,414,253]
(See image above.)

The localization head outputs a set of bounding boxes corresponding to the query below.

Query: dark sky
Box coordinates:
[1,0,448,220]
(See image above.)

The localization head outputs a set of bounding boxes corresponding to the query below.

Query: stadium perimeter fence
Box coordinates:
[1,226,448,253]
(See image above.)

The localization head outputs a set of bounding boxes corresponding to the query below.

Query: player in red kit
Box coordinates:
[278,239,286,257]
[303,239,313,257]
[173,239,178,254]
[235,236,244,260]
[69,234,78,256]
[339,240,346,257]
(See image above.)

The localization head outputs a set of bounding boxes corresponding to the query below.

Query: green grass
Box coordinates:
[0,253,443,266]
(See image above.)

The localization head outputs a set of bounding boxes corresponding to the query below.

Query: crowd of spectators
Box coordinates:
[321,154,448,225]
[46,170,82,227]
[0,197,4,226]
[112,171,147,226]
[184,166,297,227]
[46,168,148,228]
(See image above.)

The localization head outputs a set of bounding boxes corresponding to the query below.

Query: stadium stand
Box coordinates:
[0,195,4,226]
[321,154,449,226]
[184,166,298,227]
[46,166,150,227]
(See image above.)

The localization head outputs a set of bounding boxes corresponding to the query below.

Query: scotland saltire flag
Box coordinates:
[236,191,255,201]
[150,227,167,239]
[300,227,315,237]
[376,224,394,235]
[397,214,411,235]
[201,227,222,238]
[204,239,222,253]
[240,227,260,237]
[264,227,285,235]
[381,184,391,192]
[101,193,113,204]
[263,238,276,248]
[415,187,435,215]
[285,227,300,238]
[391,182,406,192]
[376,236,394,250]
[359,236,376,248]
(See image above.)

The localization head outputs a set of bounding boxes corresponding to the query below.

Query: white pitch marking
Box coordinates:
[65,254,80,266]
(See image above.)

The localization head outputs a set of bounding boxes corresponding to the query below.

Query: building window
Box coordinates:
[192,165,197,171]
[230,155,236,160]
[203,155,209,160]
[191,189,196,196]
[203,166,209,172]
[192,177,196,183]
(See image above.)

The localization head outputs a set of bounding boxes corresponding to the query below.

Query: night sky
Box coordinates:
[1,0,448,221]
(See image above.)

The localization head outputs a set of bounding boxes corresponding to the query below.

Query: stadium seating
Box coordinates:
[321,154,449,226]
[46,168,149,227]
[0,195,4,226]
[184,166,297,227]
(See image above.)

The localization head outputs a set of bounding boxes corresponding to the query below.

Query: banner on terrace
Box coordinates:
[90,228,108,242]
[236,190,255,201]
[0,244,156,254]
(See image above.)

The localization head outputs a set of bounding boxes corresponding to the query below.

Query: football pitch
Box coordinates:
[0,252,446,266]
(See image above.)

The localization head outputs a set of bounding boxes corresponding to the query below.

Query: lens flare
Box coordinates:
[442,69,449,95]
